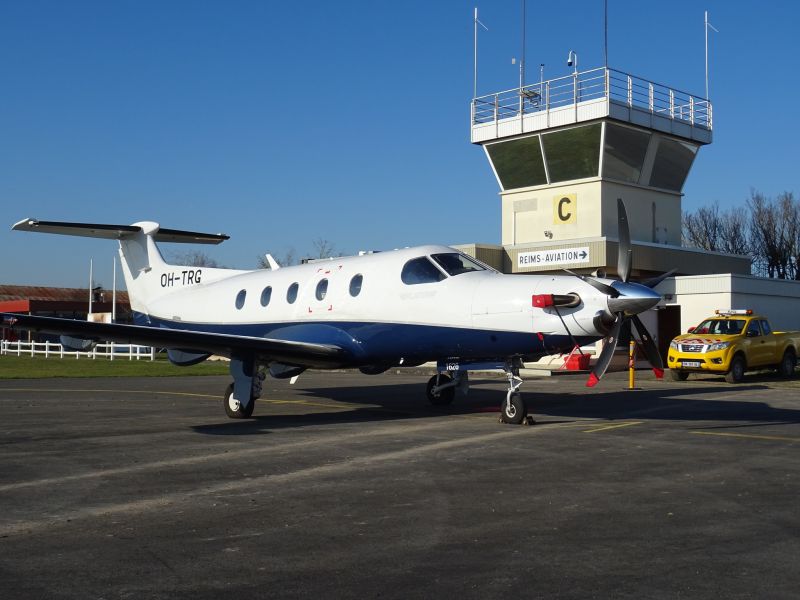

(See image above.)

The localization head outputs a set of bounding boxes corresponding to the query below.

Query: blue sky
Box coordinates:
[1,0,798,288]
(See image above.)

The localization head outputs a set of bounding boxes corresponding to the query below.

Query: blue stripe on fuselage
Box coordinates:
[133,312,593,364]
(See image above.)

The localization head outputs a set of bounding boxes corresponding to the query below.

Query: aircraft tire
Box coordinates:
[500,393,527,425]
[426,375,455,406]
[224,383,256,418]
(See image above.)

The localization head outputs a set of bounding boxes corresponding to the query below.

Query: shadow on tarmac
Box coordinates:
[192,376,800,435]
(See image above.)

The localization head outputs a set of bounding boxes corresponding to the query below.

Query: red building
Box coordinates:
[0,285,131,341]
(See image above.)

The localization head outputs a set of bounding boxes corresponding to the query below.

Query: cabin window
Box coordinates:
[316,279,328,301]
[431,253,485,276]
[349,274,363,297]
[235,289,246,310]
[260,286,272,307]
[401,257,446,285]
[287,282,299,304]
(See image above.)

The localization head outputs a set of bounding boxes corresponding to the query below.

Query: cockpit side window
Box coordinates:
[401,257,447,285]
[431,252,486,276]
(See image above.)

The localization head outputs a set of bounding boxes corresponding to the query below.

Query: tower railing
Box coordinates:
[471,67,712,131]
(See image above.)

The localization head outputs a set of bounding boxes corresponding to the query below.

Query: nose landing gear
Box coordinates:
[500,359,528,425]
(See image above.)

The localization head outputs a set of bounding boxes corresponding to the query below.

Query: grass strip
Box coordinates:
[0,355,230,379]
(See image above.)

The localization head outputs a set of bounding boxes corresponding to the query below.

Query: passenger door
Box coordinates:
[758,319,779,364]
[745,320,770,367]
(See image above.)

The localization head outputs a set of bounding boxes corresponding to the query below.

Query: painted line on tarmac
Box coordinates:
[582,421,643,433]
[265,398,362,410]
[690,431,800,443]
[0,426,541,537]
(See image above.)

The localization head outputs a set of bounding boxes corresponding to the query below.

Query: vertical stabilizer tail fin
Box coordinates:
[11,218,230,314]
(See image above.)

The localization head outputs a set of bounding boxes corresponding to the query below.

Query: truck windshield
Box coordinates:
[693,319,745,335]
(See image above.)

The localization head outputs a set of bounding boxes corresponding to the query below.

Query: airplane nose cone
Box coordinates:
[607,282,662,315]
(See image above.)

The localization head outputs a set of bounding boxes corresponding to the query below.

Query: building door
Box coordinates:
[657,305,681,363]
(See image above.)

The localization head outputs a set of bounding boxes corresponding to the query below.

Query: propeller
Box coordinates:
[566,199,669,387]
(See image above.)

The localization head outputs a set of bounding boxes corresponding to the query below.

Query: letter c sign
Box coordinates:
[553,194,577,224]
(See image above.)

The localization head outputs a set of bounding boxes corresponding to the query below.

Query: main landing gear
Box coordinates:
[425,358,530,425]
[224,357,265,419]
[425,372,464,406]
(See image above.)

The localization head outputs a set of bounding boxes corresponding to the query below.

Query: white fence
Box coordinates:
[1,340,155,361]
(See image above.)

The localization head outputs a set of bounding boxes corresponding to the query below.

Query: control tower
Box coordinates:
[468,67,750,278]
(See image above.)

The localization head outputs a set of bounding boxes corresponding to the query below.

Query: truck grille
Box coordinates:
[680,344,705,353]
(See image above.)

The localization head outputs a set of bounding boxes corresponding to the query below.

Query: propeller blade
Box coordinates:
[630,314,665,378]
[564,269,619,298]
[586,313,623,387]
[640,268,677,289]
[617,198,632,283]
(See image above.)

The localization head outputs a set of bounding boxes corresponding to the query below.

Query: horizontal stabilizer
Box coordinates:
[12,218,229,245]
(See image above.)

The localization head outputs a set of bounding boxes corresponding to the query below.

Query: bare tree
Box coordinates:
[168,250,221,268]
[718,205,751,256]
[682,202,721,251]
[311,238,337,259]
[747,190,798,279]
[781,192,800,279]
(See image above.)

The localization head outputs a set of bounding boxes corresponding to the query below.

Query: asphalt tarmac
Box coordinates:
[1,369,799,599]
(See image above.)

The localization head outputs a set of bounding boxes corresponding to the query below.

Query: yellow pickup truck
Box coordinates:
[667,310,800,383]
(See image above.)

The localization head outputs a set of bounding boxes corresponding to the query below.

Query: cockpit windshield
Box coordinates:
[401,257,447,285]
[430,253,486,276]
[693,319,745,335]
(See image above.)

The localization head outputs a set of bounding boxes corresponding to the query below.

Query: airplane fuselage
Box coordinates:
[137,245,610,367]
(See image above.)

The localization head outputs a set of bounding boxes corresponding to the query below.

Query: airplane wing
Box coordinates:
[1,313,350,369]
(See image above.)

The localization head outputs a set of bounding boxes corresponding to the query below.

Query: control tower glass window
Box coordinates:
[485,135,547,190]
[542,123,601,183]
[649,138,698,191]
[602,123,650,184]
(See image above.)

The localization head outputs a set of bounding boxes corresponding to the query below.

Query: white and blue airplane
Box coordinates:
[2,201,666,424]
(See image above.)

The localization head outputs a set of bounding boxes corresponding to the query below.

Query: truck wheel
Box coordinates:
[725,355,746,384]
[778,350,796,378]
[669,369,689,381]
